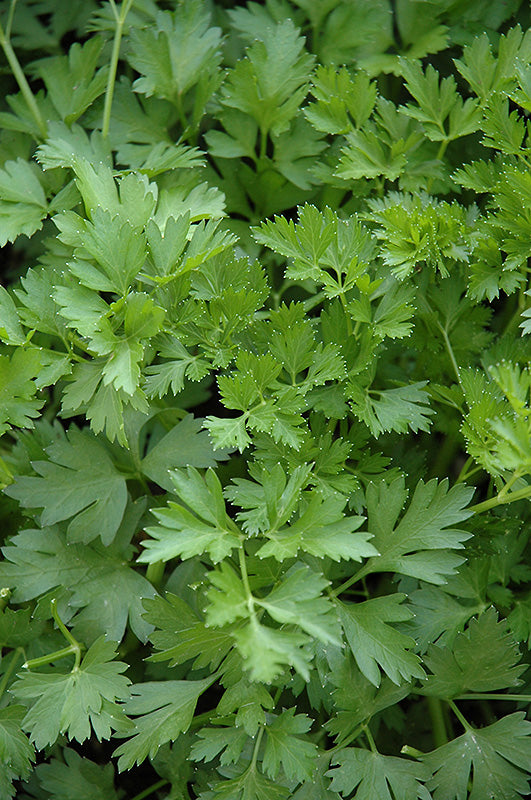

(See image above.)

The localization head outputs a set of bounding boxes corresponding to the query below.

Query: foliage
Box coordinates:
[0,0,531,798]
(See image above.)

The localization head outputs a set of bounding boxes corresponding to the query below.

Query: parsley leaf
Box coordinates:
[11,638,131,750]
[422,713,531,800]
[5,428,128,545]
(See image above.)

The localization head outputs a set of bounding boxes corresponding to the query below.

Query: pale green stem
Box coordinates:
[146,560,165,589]
[0,648,24,699]
[24,599,83,671]
[448,700,471,731]
[469,484,531,514]
[427,696,448,746]
[330,564,370,599]
[438,323,461,384]
[102,0,134,138]
[456,693,531,702]
[0,13,47,139]
[401,744,425,758]
[251,725,265,769]
[129,780,170,800]
[364,725,378,753]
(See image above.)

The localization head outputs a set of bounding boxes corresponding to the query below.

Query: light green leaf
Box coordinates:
[5,428,128,545]
[113,677,215,771]
[12,638,131,750]
[338,595,425,687]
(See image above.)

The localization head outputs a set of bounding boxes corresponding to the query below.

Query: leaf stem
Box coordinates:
[24,644,79,670]
[0,9,48,139]
[364,725,378,753]
[427,696,448,747]
[129,779,170,800]
[102,0,134,139]
[437,322,461,384]
[330,565,370,598]
[455,693,531,702]
[448,699,471,731]
[468,484,531,514]
[0,647,24,699]
[239,546,257,620]
[251,725,265,769]
[49,598,82,669]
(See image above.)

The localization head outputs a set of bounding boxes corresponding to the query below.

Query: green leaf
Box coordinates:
[205,563,312,682]
[0,348,44,437]
[422,713,531,800]
[0,606,45,648]
[141,414,227,491]
[113,677,215,771]
[256,493,375,562]
[349,381,434,437]
[255,566,341,646]
[304,66,377,135]
[423,608,526,698]
[191,725,249,766]
[0,286,25,345]
[363,477,474,583]
[328,748,430,800]
[5,428,128,546]
[220,20,314,136]
[0,524,156,643]
[338,594,425,687]
[32,748,119,800]
[35,37,107,124]
[0,706,35,800]
[139,467,242,563]
[127,6,222,103]
[399,59,480,142]
[143,593,233,671]
[0,159,48,245]
[212,764,291,800]
[12,638,131,750]
[262,708,318,782]
[401,586,479,652]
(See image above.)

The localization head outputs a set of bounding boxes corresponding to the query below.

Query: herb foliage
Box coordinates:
[1,1,531,798]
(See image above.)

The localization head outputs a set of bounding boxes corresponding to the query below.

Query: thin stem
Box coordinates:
[364,725,378,753]
[448,699,471,731]
[427,696,448,747]
[251,725,265,769]
[325,724,365,758]
[129,779,170,800]
[102,0,134,139]
[0,647,24,699]
[51,598,82,669]
[401,744,425,758]
[24,644,79,670]
[497,471,521,500]
[259,127,268,162]
[426,139,449,193]
[455,693,531,702]
[146,560,165,589]
[239,547,257,619]
[5,0,17,39]
[438,323,461,384]
[469,484,531,514]
[0,18,47,139]
[330,565,370,599]
[456,462,483,484]
[339,293,353,336]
